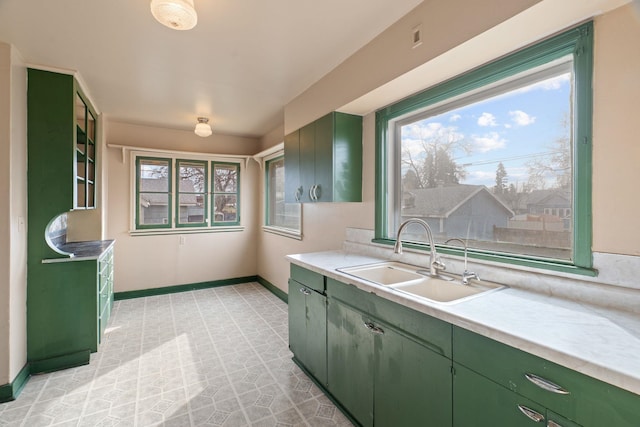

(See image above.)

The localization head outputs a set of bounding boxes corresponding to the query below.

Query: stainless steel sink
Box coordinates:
[337,261,506,304]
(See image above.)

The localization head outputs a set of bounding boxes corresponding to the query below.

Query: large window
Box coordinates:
[376,23,593,274]
[265,155,301,236]
[134,155,242,231]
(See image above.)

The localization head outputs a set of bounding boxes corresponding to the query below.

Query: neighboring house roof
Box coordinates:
[525,189,571,207]
[403,184,514,218]
[139,178,201,207]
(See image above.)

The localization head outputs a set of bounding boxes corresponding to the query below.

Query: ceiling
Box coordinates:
[0,0,423,137]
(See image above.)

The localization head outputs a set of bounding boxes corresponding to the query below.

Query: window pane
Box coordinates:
[177,161,206,225]
[178,194,205,224]
[267,157,300,230]
[213,194,237,222]
[213,164,237,193]
[398,64,573,261]
[139,159,169,192]
[139,193,169,225]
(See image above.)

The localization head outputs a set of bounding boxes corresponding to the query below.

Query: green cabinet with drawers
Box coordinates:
[453,326,640,427]
[287,263,640,427]
[284,111,362,203]
[98,246,115,339]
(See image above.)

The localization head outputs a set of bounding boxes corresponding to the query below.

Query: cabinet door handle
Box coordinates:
[313,184,320,200]
[524,373,570,395]
[295,186,302,202]
[363,321,385,335]
[517,405,545,423]
[547,421,563,427]
[299,287,311,296]
[309,185,315,201]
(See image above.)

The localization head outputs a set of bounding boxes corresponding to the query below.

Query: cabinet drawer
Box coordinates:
[290,264,324,293]
[453,326,640,427]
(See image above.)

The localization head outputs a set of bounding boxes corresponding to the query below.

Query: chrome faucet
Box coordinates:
[444,238,479,285]
[394,218,445,276]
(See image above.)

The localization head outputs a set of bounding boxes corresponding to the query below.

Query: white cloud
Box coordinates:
[449,114,461,122]
[472,132,506,153]
[477,112,497,127]
[509,110,536,126]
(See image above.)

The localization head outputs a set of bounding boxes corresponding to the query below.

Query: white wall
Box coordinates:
[258,2,640,293]
[104,121,262,292]
[0,42,27,385]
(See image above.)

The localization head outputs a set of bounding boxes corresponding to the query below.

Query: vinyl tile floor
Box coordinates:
[0,282,353,427]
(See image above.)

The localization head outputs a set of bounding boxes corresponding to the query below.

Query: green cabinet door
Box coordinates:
[288,279,327,386]
[453,363,548,427]
[374,322,452,427]
[299,122,316,203]
[283,111,362,203]
[327,299,375,427]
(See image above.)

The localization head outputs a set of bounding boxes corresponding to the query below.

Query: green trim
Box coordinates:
[114,276,259,300]
[257,276,288,303]
[30,350,91,375]
[0,364,31,403]
[375,22,594,274]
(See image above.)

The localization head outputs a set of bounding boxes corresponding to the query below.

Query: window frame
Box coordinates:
[135,156,173,230]
[374,22,594,276]
[264,154,302,238]
[211,161,241,227]
[132,153,244,234]
[175,158,208,228]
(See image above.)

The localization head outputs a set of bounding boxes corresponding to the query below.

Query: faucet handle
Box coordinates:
[432,259,446,272]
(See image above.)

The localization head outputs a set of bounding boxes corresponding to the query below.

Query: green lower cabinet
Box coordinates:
[453,363,552,426]
[288,279,327,385]
[327,298,375,426]
[327,297,452,427]
[374,321,452,427]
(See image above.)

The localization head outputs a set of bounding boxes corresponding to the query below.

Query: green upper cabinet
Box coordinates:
[27,68,98,219]
[284,111,362,203]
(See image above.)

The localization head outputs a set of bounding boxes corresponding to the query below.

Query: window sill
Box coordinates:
[263,225,302,240]
[130,226,244,236]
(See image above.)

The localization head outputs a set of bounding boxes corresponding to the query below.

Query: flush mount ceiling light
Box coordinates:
[194,117,212,137]
[150,0,198,31]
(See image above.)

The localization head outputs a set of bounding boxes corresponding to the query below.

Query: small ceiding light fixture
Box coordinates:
[150,0,198,31]
[194,117,212,137]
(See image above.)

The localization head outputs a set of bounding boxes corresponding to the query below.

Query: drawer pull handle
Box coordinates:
[363,322,385,335]
[299,287,311,296]
[547,421,563,427]
[517,404,545,423]
[525,373,570,395]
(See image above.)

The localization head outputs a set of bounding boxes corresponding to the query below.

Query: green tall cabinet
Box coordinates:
[284,111,362,203]
[27,68,112,373]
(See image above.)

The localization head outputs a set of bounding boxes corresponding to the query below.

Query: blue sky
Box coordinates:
[401,72,572,189]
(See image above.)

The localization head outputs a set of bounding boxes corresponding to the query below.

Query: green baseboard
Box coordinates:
[257,276,288,303]
[114,276,259,300]
[0,364,31,403]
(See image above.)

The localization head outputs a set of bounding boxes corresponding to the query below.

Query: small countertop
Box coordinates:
[287,250,640,396]
[43,239,115,263]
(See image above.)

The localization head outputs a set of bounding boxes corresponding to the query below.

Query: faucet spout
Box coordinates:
[394,218,444,276]
[444,238,479,285]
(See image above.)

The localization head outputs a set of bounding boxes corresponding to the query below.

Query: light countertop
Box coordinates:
[42,239,115,263]
[287,250,640,396]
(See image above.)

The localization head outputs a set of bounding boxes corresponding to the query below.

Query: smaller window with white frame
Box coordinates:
[265,155,301,237]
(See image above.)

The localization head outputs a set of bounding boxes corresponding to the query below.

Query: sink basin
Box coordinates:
[338,262,425,285]
[337,262,506,304]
